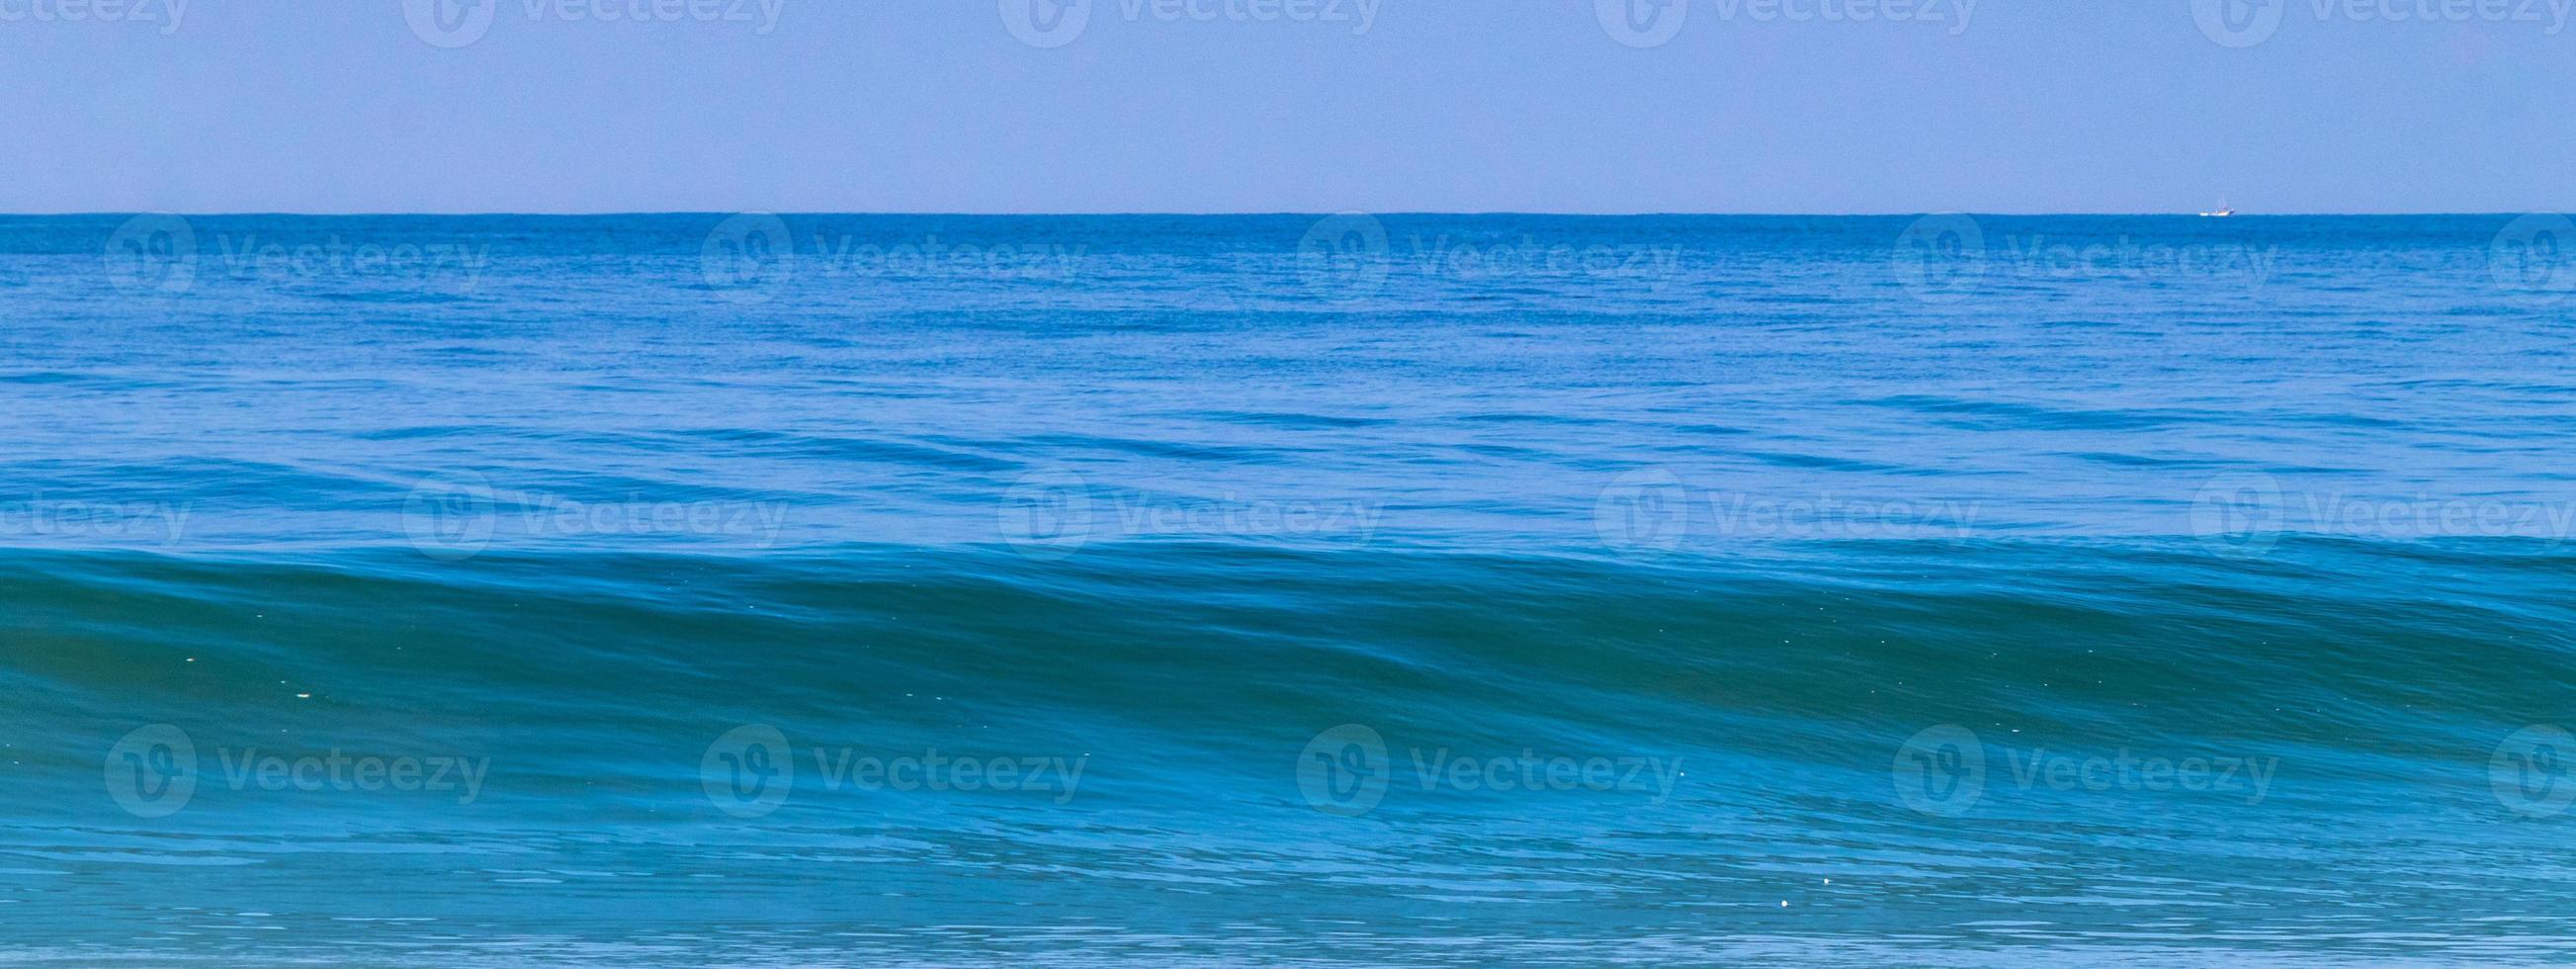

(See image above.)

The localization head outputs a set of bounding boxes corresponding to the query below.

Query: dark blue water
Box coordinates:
[4,213,2575,965]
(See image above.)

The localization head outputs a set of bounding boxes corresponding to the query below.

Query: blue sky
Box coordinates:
[6,1,2572,213]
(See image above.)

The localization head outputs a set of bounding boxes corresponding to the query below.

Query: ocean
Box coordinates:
[3,213,2574,965]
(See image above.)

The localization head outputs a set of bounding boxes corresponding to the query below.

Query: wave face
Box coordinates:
[4,215,2576,965]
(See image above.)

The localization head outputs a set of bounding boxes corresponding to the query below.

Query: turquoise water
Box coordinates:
[5,214,2576,965]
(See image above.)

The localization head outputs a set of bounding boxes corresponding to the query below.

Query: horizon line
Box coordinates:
[5,210,2563,219]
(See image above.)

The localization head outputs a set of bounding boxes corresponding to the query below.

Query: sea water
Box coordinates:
[2,213,2573,965]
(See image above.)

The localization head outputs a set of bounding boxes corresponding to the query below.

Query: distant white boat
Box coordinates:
[2200,200,2235,218]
